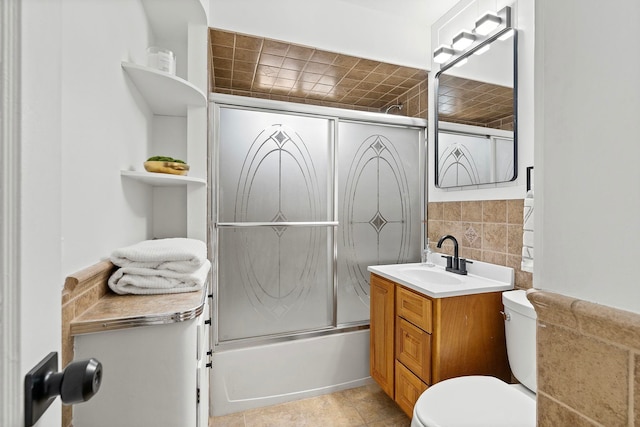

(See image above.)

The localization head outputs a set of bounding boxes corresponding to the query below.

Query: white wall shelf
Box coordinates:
[121,170,206,186]
[122,62,206,116]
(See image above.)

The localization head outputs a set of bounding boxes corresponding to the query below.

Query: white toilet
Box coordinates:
[411,290,537,427]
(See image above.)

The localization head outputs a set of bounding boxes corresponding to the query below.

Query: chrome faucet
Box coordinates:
[436,234,472,275]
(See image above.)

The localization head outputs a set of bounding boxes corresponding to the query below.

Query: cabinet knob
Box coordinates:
[204,319,211,325]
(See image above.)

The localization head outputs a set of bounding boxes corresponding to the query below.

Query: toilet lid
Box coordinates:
[413,376,536,427]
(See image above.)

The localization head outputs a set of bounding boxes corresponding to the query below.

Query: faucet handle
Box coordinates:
[441,255,453,269]
[459,258,473,274]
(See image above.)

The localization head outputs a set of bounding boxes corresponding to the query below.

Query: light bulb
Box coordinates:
[498,28,515,41]
[452,31,475,50]
[433,46,455,64]
[475,12,501,35]
[454,58,468,68]
[474,44,491,55]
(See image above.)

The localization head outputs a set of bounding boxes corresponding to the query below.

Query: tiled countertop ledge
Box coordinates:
[526,288,640,349]
[70,288,206,335]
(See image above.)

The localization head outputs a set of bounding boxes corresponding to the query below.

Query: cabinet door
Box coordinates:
[396,318,431,384]
[433,292,510,383]
[370,274,395,398]
[395,361,428,418]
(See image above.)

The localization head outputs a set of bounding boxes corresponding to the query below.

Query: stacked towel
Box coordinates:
[521,191,534,273]
[108,238,210,295]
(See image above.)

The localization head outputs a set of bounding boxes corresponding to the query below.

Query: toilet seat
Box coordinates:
[412,376,536,427]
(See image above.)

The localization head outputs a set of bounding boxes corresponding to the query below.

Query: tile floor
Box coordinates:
[209,383,411,427]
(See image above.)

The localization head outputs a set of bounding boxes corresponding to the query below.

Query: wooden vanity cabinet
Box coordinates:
[395,360,428,416]
[370,274,396,398]
[370,273,510,417]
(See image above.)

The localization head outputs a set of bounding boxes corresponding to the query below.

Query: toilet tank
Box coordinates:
[502,290,537,392]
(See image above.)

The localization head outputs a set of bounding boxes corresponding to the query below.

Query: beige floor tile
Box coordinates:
[243,400,309,427]
[367,413,412,427]
[295,394,366,426]
[209,384,408,427]
[347,385,406,424]
[209,412,245,427]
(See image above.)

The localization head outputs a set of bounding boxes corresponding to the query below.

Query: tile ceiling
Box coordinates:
[437,74,513,126]
[209,28,428,110]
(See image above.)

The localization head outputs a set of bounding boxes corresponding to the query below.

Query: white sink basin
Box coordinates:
[368,258,514,298]
[399,268,464,285]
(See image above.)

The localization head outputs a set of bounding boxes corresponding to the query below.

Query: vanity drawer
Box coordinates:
[395,360,428,418]
[396,317,431,383]
[397,286,432,332]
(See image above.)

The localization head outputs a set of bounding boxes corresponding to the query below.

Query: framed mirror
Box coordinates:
[434,25,517,188]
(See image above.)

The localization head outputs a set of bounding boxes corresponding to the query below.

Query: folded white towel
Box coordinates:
[521,191,534,273]
[111,238,207,273]
[108,259,211,295]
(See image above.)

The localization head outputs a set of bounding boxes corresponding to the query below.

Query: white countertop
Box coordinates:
[368,255,514,298]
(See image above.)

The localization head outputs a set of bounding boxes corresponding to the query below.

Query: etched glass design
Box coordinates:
[218,227,331,341]
[218,109,330,223]
[438,131,514,187]
[215,107,422,341]
[337,122,421,324]
[217,108,332,341]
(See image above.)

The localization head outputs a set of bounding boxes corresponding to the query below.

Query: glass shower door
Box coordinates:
[337,121,422,324]
[215,107,334,342]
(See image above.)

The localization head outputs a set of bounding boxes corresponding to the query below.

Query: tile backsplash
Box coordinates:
[61,261,113,427]
[529,289,640,426]
[427,200,532,289]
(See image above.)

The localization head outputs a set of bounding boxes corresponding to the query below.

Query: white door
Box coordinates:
[1,1,63,425]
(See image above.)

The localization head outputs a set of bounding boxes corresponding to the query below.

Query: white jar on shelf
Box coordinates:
[146,46,176,75]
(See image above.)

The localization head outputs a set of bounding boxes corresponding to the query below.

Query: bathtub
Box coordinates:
[210,328,372,416]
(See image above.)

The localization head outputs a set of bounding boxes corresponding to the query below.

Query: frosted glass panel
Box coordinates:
[337,122,421,324]
[214,104,424,341]
[495,137,515,182]
[218,108,331,222]
[218,227,332,341]
[438,131,514,187]
[216,107,333,342]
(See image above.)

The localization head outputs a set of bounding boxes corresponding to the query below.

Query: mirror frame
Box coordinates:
[434,26,518,188]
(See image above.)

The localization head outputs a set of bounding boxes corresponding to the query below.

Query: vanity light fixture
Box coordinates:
[433,46,455,64]
[452,31,475,50]
[432,6,512,68]
[454,58,468,68]
[474,12,502,35]
[474,44,491,55]
[498,28,515,41]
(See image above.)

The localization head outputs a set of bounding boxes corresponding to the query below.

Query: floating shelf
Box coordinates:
[121,62,206,116]
[121,170,206,187]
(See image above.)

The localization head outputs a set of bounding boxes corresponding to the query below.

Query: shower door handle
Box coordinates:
[216,221,339,228]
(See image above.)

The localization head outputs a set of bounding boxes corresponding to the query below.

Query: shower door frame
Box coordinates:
[209,93,427,350]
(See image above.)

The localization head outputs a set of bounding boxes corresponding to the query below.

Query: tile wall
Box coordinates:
[61,261,113,427]
[437,74,513,128]
[427,200,532,290]
[528,289,640,426]
[380,81,428,119]
[209,29,428,116]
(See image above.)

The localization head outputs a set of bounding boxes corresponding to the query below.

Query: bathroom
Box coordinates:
[4,0,640,426]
